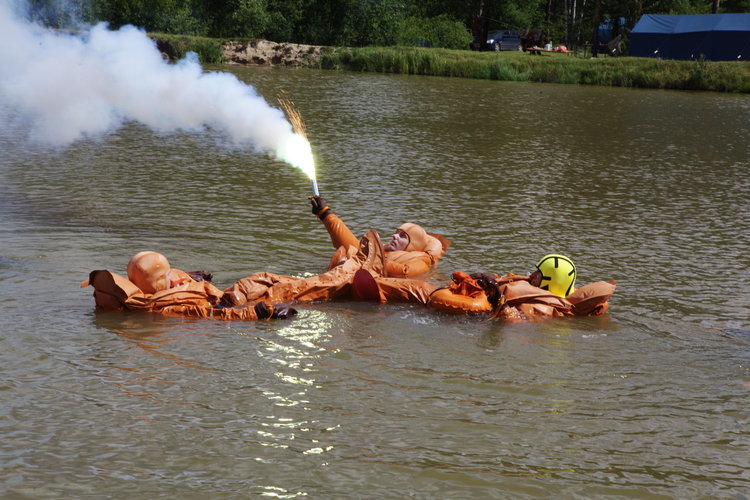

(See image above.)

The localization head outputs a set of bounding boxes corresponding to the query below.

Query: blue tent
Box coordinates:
[630,14,750,61]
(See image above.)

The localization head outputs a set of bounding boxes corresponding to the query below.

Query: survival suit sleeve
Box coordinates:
[221,272,296,306]
[375,277,436,304]
[321,213,360,251]
[565,281,616,316]
[85,270,144,310]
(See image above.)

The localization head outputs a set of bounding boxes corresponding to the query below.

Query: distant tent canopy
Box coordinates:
[630,14,750,61]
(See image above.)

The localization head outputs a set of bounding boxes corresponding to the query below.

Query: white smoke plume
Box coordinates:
[0,0,314,177]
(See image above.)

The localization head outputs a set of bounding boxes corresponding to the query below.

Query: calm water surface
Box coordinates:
[1,66,749,498]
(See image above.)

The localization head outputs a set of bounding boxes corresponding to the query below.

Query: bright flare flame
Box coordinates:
[276,133,315,180]
[277,94,316,180]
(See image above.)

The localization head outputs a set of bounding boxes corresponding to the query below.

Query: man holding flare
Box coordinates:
[309,195,450,278]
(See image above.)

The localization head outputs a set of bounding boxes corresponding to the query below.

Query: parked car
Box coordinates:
[471,30,522,51]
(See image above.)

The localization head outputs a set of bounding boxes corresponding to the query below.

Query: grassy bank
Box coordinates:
[150,33,224,64]
[321,46,750,93]
[153,34,750,93]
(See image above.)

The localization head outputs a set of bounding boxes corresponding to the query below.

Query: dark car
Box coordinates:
[471,30,522,51]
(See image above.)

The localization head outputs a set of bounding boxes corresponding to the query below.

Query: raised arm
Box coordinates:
[310,196,359,250]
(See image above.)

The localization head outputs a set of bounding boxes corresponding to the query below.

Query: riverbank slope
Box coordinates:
[151,34,750,93]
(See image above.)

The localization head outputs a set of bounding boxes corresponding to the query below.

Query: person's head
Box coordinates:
[384,227,410,252]
[532,254,576,297]
[127,251,171,294]
[385,222,431,252]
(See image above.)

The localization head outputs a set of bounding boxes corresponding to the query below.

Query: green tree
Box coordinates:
[263,0,307,42]
[338,0,403,46]
[26,0,94,27]
[35,0,748,47]
[291,0,347,45]
[396,14,472,48]
[230,0,271,38]
[91,0,206,34]
[722,0,750,11]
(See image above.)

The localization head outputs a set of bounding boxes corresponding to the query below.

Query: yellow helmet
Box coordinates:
[535,254,576,297]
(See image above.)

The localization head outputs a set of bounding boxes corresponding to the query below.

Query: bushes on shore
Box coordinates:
[395,15,473,50]
[320,46,750,93]
[151,33,224,63]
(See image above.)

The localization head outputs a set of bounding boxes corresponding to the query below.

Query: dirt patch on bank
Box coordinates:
[221,39,324,67]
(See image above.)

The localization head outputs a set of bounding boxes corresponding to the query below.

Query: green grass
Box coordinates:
[150,33,224,64]
[148,34,750,93]
[320,46,750,93]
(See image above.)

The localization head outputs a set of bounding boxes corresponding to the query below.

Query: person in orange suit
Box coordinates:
[309,196,450,277]
[83,251,297,321]
[217,197,449,308]
[221,230,436,308]
[428,254,616,321]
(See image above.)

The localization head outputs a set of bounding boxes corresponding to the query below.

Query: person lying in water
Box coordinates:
[309,195,450,277]
[205,197,451,307]
[221,233,614,324]
[317,252,614,320]
[427,253,616,321]
[82,251,297,321]
[220,229,436,307]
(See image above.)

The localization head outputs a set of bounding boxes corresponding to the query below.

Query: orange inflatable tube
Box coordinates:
[429,287,493,314]
[428,271,493,314]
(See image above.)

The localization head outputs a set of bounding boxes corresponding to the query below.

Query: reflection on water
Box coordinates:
[1,66,749,497]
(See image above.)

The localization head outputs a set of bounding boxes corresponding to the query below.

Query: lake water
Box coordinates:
[1,65,749,498]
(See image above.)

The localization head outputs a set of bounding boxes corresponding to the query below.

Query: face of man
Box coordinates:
[384,229,410,252]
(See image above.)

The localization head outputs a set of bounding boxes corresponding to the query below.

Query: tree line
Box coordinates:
[27,0,750,51]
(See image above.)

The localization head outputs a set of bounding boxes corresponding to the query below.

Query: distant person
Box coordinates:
[309,196,450,277]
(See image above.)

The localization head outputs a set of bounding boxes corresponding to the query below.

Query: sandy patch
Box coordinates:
[221,39,324,66]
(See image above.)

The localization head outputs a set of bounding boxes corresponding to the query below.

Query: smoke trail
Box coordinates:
[0,1,314,178]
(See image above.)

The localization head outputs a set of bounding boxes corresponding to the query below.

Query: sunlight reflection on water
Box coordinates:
[1,68,749,498]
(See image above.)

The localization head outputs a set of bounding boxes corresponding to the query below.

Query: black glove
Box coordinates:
[469,272,498,289]
[254,302,272,320]
[271,303,298,319]
[485,284,505,310]
[469,273,504,310]
[187,270,213,282]
[254,302,298,320]
[309,196,332,219]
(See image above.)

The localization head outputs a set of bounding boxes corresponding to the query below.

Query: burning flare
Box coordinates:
[0,3,316,186]
[277,95,318,195]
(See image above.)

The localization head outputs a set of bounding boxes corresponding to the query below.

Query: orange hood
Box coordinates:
[127,251,171,294]
[398,223,446,258]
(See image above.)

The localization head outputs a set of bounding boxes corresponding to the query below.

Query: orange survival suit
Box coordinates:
[222,230,436,307]
[428,272,616,321]
[311,198,449,277]
[83,252,292,321]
